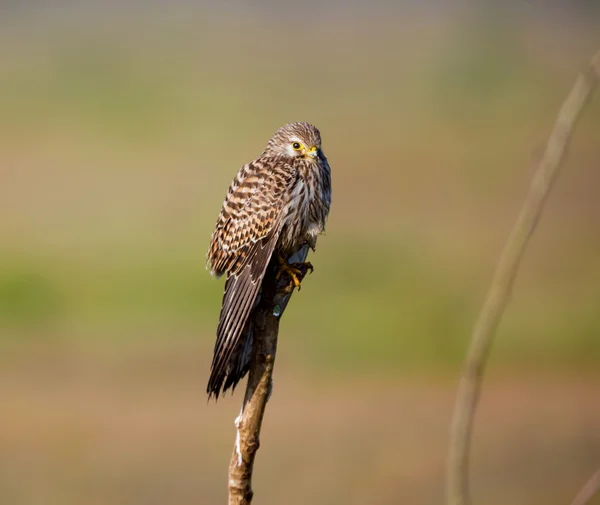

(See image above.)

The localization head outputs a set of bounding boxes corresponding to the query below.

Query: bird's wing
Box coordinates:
[206,158,295,397]
[207,159,288,276]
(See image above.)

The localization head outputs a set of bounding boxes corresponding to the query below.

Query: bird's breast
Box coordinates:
[279,168,329,253]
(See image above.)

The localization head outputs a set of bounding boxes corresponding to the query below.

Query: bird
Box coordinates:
[206,122,332,399]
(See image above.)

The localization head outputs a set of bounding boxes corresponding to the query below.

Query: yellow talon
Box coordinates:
[276,255,313,292]
[276,261,303,290]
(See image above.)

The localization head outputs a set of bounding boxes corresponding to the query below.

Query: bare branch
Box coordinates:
[227,245,310,505]
[570,469,600,505]
[446,49,600,505]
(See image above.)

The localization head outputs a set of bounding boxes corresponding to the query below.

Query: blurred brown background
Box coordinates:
[1,1,599,504]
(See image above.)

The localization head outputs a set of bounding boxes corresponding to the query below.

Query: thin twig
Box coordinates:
[446,49,600,505]
[570,468,600,505]
[227,246,310,505]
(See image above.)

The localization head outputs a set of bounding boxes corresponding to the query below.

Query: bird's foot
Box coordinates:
[276,255,313,292]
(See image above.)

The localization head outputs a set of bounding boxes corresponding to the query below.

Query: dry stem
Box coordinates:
[446,49,600,505]
[227,245,310,505]
[570,468,600,505]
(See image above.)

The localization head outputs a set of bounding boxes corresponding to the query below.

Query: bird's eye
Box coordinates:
[292,142,302,150]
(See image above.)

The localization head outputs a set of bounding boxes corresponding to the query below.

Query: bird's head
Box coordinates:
[265,122,323,161]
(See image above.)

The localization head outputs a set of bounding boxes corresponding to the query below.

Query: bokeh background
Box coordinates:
[1,1,599,504]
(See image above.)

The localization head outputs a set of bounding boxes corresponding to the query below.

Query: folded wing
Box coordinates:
[206,160,294,398]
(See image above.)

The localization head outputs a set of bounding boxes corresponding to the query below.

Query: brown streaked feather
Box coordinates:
[207,158,295,278]
[206,158,295,398]
[207,230,280,398]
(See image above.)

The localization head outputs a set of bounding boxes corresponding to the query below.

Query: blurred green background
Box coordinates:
[1,2,599,504]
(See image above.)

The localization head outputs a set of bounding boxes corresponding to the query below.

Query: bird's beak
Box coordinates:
[306,146,318,158]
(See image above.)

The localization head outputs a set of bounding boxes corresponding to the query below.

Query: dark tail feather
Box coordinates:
[206,233,279,399]
[222,319,254,394]
[206,273,259,399]
[207,304,256,398]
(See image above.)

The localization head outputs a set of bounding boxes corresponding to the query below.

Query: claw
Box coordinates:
[276,255,313,292]
[276,262,304,290]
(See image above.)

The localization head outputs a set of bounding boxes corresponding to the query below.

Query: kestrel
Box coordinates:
[206,122,332,399]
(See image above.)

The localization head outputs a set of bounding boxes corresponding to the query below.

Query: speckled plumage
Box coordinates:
[206,122,331,398]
